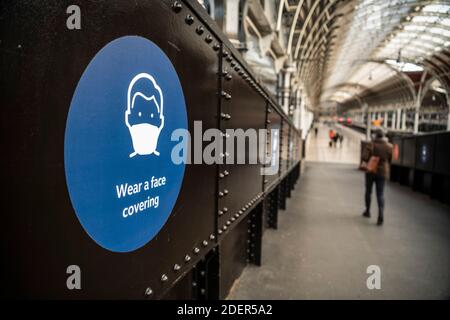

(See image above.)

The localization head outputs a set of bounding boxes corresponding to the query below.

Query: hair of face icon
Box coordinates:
[126,73,164,129]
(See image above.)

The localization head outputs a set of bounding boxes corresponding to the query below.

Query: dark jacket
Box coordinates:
[362,138,393,178]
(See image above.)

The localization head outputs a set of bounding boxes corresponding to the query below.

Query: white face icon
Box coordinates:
[125,73,164,158]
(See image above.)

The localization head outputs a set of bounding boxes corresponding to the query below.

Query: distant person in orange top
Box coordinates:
[329,129,335,147]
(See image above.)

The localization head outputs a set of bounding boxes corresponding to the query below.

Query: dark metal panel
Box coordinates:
[218,216,249,299]
[434,132,450,176]
[1,0,218,299]
[247,203,263,266]
[415,135,436,172]
[402,137,416,168]
[217,48,265,237]
[264,107,282,189]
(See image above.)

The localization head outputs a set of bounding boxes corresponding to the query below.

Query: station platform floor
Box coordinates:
[305,123,365,165]
[228,126,450,300]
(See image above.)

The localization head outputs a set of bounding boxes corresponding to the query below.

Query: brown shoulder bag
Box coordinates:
[360,143,380,174]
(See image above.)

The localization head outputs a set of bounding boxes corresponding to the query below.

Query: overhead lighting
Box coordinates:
[412,15,439,24]
[385,59,423,72]
[422,4,450,14]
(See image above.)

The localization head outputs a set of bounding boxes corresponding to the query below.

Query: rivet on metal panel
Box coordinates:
[218,229,223,235]
[234,214,239,218]
[218,192,224,197]
[219,173,225,179]
[202,240,208,247]
[213,43,220,51]
[226,221,231,226]
[210,234,215,240]
[226,56,232,62]
[205,35,213,43]
[194,247,200,254]
[196,25,204,35]
[145,287,153,296]
[223,207,228,212]
[225,74,232,81]
[161,274,168,282]
[224,189,229,195]
[174,264,181,271]
[223,50,229,57]
[223,226,228,230]
[185,14,194,25]
[218,210,223,215]
[230,61,236,67]
[224,170,229,176]
[225,94,231,100]
[185,254,191,262]
[231,217,236,222]
[221,113,231,120]
[172,1,182,12]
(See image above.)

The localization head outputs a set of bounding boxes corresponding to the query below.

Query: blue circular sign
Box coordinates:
[65,36,187,252]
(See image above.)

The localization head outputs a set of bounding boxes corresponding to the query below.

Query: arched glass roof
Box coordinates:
[279,0,450,110]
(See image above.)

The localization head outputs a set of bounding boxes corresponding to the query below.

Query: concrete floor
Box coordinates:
[228,162,450,300]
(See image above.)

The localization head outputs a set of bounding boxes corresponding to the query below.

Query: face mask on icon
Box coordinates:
[128,122,161,157]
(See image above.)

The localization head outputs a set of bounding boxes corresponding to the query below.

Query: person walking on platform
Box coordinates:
[338,131,344,146]
[361,128,393,226]
[332,132,339,147]
[329,129,335,147]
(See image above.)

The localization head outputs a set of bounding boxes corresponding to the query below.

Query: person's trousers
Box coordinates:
[365,173,385,218]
